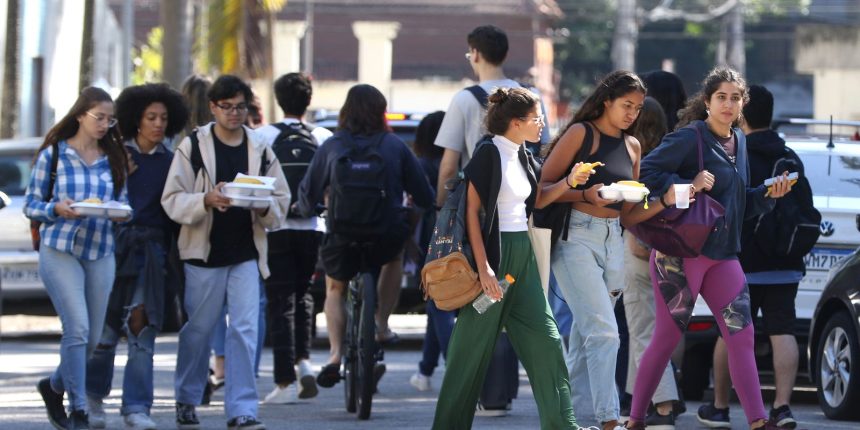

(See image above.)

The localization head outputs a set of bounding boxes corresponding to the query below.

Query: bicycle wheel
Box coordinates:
[343,279,360,413]
[356,272,377,420]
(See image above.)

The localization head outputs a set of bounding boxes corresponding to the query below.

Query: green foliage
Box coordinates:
[553,0,614,103]
[132,27,163,85]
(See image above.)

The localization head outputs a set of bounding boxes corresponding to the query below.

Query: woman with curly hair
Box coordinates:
[84,83,188,430]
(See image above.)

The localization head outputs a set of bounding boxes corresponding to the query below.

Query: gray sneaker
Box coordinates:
[124,412,157,430]
[87,396,106,429]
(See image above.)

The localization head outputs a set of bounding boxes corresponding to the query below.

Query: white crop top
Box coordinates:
[493,135,530,232]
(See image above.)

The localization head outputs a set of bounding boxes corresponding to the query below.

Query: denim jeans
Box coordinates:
[551,209,624,424]
[210,278,266,377]
[175,260,260,420]
[418,300,456,377]
[86,242,166,415]
[39,246,115,412]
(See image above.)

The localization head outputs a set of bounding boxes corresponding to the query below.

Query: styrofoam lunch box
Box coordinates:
[228,195,272,209]
[222,174,275,197]
[598,183,650,202]
[71,201,134,218]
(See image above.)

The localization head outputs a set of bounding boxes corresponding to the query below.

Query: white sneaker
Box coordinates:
[296,360,318,399]
[475,402,508,417]
[262,383,298,404]
[87,396,106,429]
[123,412,157,430]
[409,372,431,392]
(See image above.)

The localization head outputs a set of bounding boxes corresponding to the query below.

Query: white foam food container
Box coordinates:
[71,201,134,218]
[598,183,650,203]
[222,173,275,197]
[228,195,272,209]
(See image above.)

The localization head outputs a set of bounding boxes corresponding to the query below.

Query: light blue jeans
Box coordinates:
[39,246,115,412]
[210,278,267,376]
[551,209,624,425]
[175,260,260,420]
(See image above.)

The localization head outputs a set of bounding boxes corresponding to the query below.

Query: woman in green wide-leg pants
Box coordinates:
[432,232,579,430]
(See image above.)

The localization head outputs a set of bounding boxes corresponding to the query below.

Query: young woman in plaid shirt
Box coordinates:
[25,86,129,430]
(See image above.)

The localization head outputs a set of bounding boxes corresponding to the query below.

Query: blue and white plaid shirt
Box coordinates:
[24,141,128,260]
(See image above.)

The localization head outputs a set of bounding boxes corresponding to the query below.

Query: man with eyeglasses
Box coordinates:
[162,74,290,430]
[431,24,550,418]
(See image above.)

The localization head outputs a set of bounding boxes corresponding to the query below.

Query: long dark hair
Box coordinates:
[39,86,127,192]
[640,70,686,131]
[338,84,389,136]
[676,67,749,130]
[181,74,213,135]
[414,111,445,158]
[544,70,646,156]
[631,97,667,155]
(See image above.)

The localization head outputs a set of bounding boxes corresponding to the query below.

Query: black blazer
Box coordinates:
[462,136,539,272]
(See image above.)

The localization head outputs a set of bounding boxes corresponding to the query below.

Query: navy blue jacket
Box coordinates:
[640,120,775,260]
[297,131,435,230]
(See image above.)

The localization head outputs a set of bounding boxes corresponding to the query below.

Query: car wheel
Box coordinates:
[816,311,860,420]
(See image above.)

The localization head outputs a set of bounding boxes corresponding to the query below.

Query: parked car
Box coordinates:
[681,120,860,399]
[808,228,860,421]
[0,138,44,300]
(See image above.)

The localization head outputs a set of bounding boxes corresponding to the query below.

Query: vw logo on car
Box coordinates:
[820,220,835,237]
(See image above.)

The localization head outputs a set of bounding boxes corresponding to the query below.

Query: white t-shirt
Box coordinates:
[433,79,549,167]
[493,135,530,232]
[255,118,333,232]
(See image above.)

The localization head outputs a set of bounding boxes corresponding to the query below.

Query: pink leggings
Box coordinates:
[630,252,767,424]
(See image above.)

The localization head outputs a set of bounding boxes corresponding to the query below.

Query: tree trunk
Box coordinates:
[1,0,19,138]
[727,2,745,74]
[162,0,192,91]
[611,0,637,71]
[79,0,94,91]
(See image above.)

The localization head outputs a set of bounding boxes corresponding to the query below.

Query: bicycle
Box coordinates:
[341,242,384,420]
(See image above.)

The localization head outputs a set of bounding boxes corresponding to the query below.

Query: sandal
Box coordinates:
[316,363,341,388]
[376,329,400,345]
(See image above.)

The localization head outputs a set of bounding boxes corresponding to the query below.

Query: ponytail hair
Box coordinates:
[39,86,127,193]
[676,67,748,130]
[544,70,646,157]
[485,87,539,136]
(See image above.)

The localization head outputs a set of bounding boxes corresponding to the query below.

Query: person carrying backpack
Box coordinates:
[703,85,818,429]
[296,84,434,389]
[253,72,333,405]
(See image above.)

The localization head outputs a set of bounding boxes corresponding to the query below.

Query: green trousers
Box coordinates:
[432,232,579,430]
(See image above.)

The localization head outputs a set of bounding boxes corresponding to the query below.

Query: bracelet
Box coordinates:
[659,193,670,208]
[582,190,591,204]
[565,176,576,188]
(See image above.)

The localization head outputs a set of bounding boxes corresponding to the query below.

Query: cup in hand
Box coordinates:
[674,184,691,209]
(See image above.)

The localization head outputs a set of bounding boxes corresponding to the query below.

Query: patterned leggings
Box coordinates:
[630,251,767,425]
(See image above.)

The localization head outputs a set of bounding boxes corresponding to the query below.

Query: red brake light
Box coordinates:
[688,321,715,332]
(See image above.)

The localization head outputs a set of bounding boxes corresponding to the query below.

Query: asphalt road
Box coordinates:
[0,315,856,429]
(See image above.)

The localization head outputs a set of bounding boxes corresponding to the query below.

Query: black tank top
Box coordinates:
[582,131,634,210]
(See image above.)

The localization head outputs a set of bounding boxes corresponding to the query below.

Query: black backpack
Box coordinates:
[531,122,598,248]
[752,148,821,259]
[328,132,389,236]
[270,122,317,218]
[188,128,269,181]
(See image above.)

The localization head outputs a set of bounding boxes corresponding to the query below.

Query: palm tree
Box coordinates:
[1,0,19,138]
[79,0,94,91]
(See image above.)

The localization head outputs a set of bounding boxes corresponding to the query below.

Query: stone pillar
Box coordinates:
[352,21,400,100]
[273,20,307,78]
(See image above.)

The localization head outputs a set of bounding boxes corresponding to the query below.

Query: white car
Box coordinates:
[681,120,860,399]
[0,138,44,300]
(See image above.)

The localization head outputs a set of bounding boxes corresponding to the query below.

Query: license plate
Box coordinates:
[803,247,853,272]
[0,264,41,287]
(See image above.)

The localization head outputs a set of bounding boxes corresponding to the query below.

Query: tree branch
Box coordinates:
[643,0,739,23]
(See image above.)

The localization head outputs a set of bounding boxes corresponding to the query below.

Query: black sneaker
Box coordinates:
[316,363,341,388]
[36,377,68,430]
[227,415,266,430]
[619,392,632,421]
[645,410,675,430]
[175,402,201,430]
[67,410,89,430]
[769,405,797,429]
[697,402,730,428]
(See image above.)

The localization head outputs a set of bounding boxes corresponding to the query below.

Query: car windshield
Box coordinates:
[802,152,860,198]
[0,154,32,196]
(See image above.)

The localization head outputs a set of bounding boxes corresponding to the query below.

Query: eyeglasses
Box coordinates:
[519,116,545,126]
[86,111,117,128]
[215,103,249,114]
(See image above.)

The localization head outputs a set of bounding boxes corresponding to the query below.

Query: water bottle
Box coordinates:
[472,274,516,314]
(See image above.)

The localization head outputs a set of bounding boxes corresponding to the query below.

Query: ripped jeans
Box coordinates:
[551,209,625,424]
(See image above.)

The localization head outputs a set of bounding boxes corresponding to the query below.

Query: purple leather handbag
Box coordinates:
[628,125,726,258]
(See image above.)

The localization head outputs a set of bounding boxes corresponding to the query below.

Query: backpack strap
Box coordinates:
[465,85,489,109]
[559,122,597,241]
[259,146,269,176]
[44,141,59,202]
